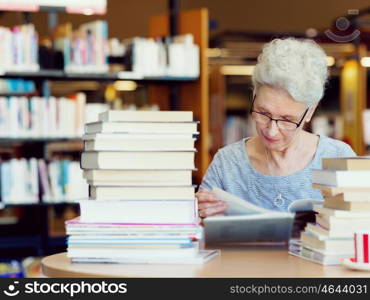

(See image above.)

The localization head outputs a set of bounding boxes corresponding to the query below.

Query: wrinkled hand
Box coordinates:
[196,189,227,219]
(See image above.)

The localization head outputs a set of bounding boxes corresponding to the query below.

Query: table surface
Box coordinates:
[41,244,370,278]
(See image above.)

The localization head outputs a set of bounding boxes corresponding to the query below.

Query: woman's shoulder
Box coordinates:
[318,135,356,157]
[214,138,249,163]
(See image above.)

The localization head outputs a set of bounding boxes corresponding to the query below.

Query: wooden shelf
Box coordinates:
[0,70,198,83]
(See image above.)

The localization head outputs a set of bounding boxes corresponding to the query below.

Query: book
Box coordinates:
[70,249,219,264]
[289,244,352,265]
[315,192,370,202]
[315,214,370,231]
[203,188,298,243]
[313,204,370,217]
[300,231,353,252]
[78,199,197,223]
[305,223,354,238]
[67,247,198,259]
[85,121,198,134]
[99,110,193,122]
[323,197,370,211]
[312,169,370,187]
[83,169,193,185]
[81,151,195,170]
[312,184,370,196]
[90,185,195,200]
[84,136,196,151]
[322,157,370,171]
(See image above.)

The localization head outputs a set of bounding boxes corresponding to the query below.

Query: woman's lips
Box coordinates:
[263,134,279,143]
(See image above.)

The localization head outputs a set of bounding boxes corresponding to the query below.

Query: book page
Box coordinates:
[211,187,272,215]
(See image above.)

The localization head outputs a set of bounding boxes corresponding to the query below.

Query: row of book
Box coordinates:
[66,110,218,264]
[0,79,35,94]
[0,24,39,72]
[0,94,109,138]
[0,158,88,204]
[117,34,199,78]
[54,21,109,73]
[290,156,370,265]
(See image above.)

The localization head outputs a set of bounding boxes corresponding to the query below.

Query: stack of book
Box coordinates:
[292,157,370,265]
[66,110,218,264]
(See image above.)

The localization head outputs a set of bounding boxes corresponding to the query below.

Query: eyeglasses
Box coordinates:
[250,96,309,131]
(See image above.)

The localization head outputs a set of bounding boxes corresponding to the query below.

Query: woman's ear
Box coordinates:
[305,104,318,123]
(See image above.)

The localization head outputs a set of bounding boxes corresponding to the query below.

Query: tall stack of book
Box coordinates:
[66,110,218,264]
[294,157,370,265]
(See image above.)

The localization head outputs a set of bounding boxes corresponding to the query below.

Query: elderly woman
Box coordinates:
[197,37,356,218]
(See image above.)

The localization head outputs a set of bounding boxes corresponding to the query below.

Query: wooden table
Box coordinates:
[41,244,370,278]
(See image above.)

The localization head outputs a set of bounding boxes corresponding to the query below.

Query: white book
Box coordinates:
[71,249,219,265]
[81,151,195,170]
[67,247,198,259]
[313,204,370,217]
[78,199,197,224]
[312,169,370,187]
[99,110,193,122]
[90,185,195,200]
[84,136,196,151]
[85,121,198,135]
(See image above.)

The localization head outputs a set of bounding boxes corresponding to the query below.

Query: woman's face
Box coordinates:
[252,85,310,151]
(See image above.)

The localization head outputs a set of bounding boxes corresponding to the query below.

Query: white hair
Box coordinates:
[252,37,329,107]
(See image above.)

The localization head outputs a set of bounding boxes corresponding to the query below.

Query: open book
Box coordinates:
[203,188,322,244]
[212,187,323,215]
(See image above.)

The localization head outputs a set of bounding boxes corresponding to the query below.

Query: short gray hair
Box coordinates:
[252,38,328,107]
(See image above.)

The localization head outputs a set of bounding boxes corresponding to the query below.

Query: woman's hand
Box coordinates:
[196,189,227,219]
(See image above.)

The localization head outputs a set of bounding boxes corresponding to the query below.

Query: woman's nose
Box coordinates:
[266,120,279,136]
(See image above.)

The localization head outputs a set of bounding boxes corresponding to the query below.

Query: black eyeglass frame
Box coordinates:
[250,95,309,130]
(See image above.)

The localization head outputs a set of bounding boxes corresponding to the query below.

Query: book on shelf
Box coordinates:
[322,157,370,171]
[89,185,196,200]
[83,169,193,186]
[0,158,88,204]
[81,151,196,170]
[114,34,199,78]
[0,79,35,94]
[323,197,370,211]
[84,121,199,134]
[0,158,39,204]
[83,134,196,151]
[54,20,108,73]
[0,95,86,138]
[0,24,39,72]
[312,169,370,187]
[78,199,197,225]
[99,110,193,122]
